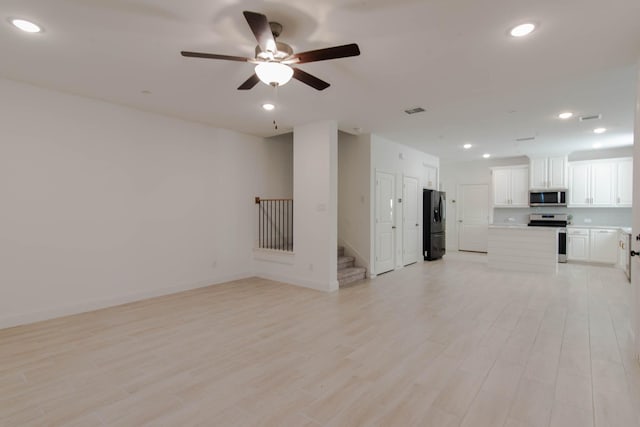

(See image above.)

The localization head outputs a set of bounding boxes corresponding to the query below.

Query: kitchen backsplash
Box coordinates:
[493,207,632,227]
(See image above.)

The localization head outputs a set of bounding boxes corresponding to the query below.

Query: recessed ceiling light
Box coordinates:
[593,127,607,134]
[483,153,491,159]
[558,112,573,119]
[593,143,603,149]
[262,103,275,111]
[510,23,535,37]
[10,18,42,33]
[463,143,472,149]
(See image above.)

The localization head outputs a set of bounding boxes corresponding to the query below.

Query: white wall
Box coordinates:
[569,146,633,161]
[338,132,371,271]
[258,133,293,198]
[370,135,439,274]
[253,121,338,292]
[0,77,285,329]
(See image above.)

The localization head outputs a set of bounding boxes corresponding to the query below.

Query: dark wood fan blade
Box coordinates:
[238,74,260,90]
[243,11,277,53]
[289,43,360,64]
[292,68,330,91]
[181,51,250,62]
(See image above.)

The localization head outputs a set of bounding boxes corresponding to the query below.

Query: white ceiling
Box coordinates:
[2,0,639,160]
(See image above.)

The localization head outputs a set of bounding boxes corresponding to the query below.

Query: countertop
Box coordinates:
[567,225,632,234]
[491,223,632,234]
[489,224,557,231]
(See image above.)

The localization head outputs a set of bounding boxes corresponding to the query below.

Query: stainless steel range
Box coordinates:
[528,214,568,263]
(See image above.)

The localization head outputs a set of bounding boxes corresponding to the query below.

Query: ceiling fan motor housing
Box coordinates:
[269,21,283,38]
[255,41,293,60]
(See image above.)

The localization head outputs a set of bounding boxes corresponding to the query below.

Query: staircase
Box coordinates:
[338,246,367,287]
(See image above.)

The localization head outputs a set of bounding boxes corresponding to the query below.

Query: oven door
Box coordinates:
[558,229,567,263]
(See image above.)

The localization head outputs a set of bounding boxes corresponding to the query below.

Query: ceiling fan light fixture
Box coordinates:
[255,62,293,87]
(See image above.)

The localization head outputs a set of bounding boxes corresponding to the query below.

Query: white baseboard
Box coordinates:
[0,272,252,330]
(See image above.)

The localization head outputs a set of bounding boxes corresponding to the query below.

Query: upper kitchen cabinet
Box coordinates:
[529,156,568,189]
[424,165,438,190]
[491,165,529,207]
[568,157,632,207]
[616,158,633,207]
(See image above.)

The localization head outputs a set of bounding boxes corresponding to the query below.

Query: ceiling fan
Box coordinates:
[181,11,360,91]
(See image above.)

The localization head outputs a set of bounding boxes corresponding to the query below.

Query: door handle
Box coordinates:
[458,220,463,223]
[392,226,396,229]
[632,250,639,257]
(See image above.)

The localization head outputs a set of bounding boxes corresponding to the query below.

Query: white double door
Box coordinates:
[375,172,420,275]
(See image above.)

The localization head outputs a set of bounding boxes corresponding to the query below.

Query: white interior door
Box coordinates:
[375,171,395,274]
[458,184,489,252]
[402,176,419,265]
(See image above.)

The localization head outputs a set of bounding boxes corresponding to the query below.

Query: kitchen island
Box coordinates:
[488,225,559,274]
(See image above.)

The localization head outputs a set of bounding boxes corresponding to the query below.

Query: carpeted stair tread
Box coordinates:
[338,267,366,287]
[338,256,355,269]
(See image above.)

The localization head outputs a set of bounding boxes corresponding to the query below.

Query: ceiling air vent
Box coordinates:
[579,114,602,121]
[404,107,426,115]
[515,136,536,142]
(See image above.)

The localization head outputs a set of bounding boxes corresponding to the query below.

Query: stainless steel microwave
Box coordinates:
[529,190,567,207]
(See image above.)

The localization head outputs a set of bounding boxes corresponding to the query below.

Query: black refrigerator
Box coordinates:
[423,189,446,261]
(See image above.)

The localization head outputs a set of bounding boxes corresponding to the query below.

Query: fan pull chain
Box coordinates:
[273,85,279,130]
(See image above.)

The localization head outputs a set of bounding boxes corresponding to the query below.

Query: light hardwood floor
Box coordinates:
[1,252,640,426]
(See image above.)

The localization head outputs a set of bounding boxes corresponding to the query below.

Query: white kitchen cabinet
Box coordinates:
[424,165,438,190]
[616,158,633,207]
[529,158,547,189]
[567,228,590,261]
[589,229,618,263]
[617,231,627,269]
[568,162,591,207]
[491,165,528,207]
[568,227,624,264]
[568,160,614,207]
[568,158,631,207]
[618,231,631,279]
[529,156,567,189]
[590,161,616,206]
